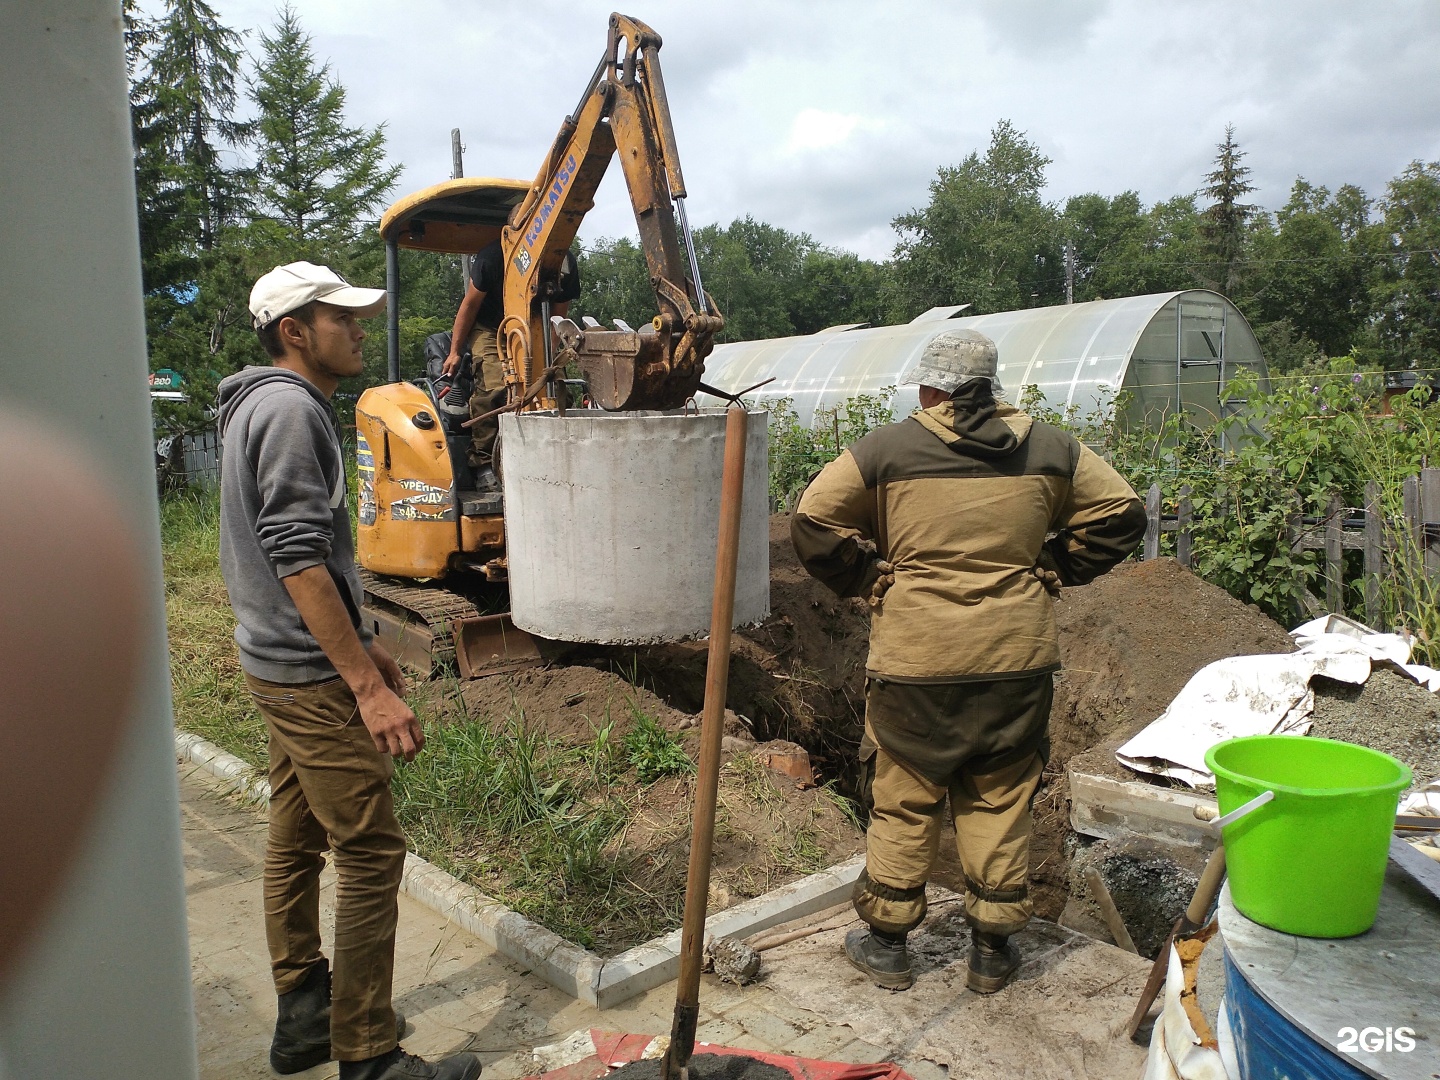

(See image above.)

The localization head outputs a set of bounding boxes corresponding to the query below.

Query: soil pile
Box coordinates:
[446,533,1309,937]
[580,515,871,786]
[1051,558,1296,760]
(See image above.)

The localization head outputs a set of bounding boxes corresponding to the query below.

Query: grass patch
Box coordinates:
[394,689,687,950]
[623,704,695,783]
[162,488,267,765]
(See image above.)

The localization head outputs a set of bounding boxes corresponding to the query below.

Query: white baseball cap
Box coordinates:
[249,261,386,329]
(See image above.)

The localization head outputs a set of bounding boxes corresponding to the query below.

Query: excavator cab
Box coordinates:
[355,178,542,676]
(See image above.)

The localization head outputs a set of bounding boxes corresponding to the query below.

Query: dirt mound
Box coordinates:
[577,515,871,785]
[449,531,1303,935]
[457,663,692,741]
[1052,558,1295,761]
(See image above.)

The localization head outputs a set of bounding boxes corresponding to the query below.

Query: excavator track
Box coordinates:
[359,569,480,676]
[360,570,544,679]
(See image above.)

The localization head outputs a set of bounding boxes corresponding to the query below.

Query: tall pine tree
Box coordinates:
[1200,125,1257,298]
[135,0,249,258]
[249,7,400,244]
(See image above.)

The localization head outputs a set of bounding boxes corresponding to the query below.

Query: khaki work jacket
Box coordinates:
[792,400,1145,682]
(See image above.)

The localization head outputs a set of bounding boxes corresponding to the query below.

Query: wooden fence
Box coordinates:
[1140,469,1440,626]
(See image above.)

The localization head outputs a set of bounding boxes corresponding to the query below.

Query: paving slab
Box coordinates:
[180,760,1143,1080]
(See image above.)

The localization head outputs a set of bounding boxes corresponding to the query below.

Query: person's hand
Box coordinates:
[869,560,896,609]
[441,350,462,377]
[368,643,407,695]
[358,646,423,761]
[1032,565,1062,599]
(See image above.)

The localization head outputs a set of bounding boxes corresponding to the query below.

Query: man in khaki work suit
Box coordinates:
[792,328,1146,993]
[218,262,481,1080]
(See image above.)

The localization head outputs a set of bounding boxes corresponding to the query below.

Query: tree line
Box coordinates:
[129,1,1440,437]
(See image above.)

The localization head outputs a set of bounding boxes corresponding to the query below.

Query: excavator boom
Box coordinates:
[498,12,723,411]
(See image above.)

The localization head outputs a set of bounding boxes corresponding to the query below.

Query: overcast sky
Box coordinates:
[184,0,1440,259]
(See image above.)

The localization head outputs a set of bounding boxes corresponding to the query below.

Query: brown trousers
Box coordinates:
[466,325,506,469]
[244,672,407,1062]
[854,675,1050,937]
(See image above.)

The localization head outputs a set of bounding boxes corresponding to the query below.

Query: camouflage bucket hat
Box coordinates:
[900,329,1002,394]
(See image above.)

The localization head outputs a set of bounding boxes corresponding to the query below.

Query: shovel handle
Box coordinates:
[1184,844,1228,929]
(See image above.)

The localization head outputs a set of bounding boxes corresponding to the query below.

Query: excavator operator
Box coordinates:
[442,239,580,490]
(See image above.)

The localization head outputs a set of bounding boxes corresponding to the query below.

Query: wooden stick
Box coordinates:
[663,405,748,1080]
[1084,867,1138,955]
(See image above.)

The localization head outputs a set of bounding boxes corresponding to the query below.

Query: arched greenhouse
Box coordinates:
[699,290,1271,431]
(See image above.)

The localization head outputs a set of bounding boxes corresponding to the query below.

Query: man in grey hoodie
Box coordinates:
[219,262,481,1080]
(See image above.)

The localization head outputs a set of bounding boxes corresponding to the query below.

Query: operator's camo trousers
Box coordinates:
[853,674,1051,938]
[466,325,506,470]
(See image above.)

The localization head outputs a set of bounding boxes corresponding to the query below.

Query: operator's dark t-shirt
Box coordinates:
[470,241,581,329]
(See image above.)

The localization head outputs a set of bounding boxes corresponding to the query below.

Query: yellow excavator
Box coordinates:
[355,13,724,677]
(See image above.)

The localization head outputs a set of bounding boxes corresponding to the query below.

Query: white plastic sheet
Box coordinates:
[1116,616,1439,789]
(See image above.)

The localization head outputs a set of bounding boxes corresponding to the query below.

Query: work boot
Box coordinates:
[473,465,499,492]
[339,1047,482,1080]
[967,930,1021,994]
[270,959,407,1075]
[844,926,913,990]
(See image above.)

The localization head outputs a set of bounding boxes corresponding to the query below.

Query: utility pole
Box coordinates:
[452,128,470,282]
[1064,239,1075,305]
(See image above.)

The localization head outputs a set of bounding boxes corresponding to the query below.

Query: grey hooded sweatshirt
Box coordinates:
[217,366,371,684]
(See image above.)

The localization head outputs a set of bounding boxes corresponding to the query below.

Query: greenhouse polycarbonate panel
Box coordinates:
[699,290,1269,433]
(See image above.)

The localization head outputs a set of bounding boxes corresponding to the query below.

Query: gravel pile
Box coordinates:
[1310,668,1440,789]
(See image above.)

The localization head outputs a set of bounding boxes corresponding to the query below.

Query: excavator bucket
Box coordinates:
[556,318,712,411]
[452,613,544,678]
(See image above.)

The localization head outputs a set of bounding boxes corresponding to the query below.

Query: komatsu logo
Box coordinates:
[523,153,578,250]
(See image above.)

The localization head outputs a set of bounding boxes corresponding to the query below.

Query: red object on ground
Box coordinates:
[532,1031,910,1080]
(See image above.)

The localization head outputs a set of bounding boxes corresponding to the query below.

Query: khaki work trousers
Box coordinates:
[245,672,407,1062]
[854,676,1050,938]
[466,325,506,470]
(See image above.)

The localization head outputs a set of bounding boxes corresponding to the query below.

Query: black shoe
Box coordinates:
[844,927,913,990]
[270,959,407,1075]
[967,930,1020,994]
[473,466,500,493]
[340,1047,482,1080]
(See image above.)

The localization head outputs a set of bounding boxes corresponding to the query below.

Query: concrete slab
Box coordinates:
[756,895,1153,1080]
[1068,763,1216,848]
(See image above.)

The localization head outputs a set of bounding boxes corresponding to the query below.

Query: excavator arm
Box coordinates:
[498,12,724,411]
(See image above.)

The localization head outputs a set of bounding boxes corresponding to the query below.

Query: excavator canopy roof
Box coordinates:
[378,177,531,254]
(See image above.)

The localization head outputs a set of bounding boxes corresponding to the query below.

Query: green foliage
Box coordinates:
[249,6,401,244]
[576,219,891,343]
[1200,124,1259,296]
[1366,161,1440,372]
[622,706,694,784]
[888,120,1061,319]
[766,389,896,506]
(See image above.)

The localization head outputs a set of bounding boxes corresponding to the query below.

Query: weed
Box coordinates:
[622,703,694,783]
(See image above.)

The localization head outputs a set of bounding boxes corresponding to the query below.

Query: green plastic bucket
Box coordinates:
[1205,735,1410,938]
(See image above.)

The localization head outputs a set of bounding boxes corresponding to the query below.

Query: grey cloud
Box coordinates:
[184,0,1440,258]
